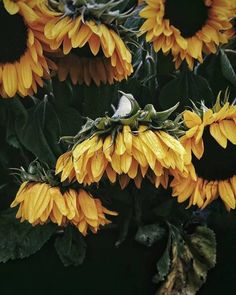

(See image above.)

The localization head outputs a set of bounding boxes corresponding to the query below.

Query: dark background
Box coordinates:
[0,219,235,295]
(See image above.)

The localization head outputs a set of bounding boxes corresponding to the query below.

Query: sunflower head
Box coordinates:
[34,0,135,86]
[140,0,235,69]
[11,160,118,234]
[47,0,136,24]
[56,93,186,189]
[171,92,236,210]
[0,0,51,98]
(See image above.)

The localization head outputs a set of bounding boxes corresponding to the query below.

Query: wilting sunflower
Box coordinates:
[0,0,51,98]
[34,0,134,86]
[10,162,117,235]
[171,93,236,210]
[56,92,186,189]
[71,189,118,236]
[140,0,235,69]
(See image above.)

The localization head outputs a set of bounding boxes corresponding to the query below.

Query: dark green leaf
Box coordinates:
[0,209,57,263]
[79,83,119,119]
[54,226,86,267]
[135,223,166,247]
[197,52,236,102]
[115,205,133,248]
[158,70,213,111]
[14,98,60,165]
[152,224,171,284]
[120,78,156,107]
[220,49,236,86]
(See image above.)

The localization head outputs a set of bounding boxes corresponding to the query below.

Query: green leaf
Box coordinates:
[120,78,156,107]
[135,223,166,247]
[152,224,172,284]
[10,96,83,165]
[54,226,87,267]
[158,70,213,111]
[115,205,133,248]
[197,52,236,102]
[52,78,74,106]
[0,209,57,263]
[155,225,216,295]
[220,49,236,86]
[14,98,60,165]
[54,105,83,137]
[79,83,119,119]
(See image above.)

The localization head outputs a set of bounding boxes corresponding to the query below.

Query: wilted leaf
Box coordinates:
[155,225,216,295]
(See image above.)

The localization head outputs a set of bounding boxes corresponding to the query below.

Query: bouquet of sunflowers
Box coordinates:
[0,0,236,294]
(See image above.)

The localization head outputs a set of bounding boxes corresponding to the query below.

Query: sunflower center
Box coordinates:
[193,126,236,181]
[0,3,28,64]
[164,0,209,38]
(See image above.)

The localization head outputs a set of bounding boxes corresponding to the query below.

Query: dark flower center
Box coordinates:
[193,126,236,181]
[0,3,28,64]
[164,0,209,38]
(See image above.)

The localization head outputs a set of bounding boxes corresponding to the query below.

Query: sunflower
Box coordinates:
[0,0,51,98]
[71,189,118,236]
[171,94,236,210]
[10,161,117,235]
[34,0,134,86]
[140,0,235,69]
[56,93,186,189]
[11,182,117,235]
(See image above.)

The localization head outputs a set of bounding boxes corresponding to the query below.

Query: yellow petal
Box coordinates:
[78,190,98,220]
[219,119,236,145]
[183,110,202,128]
[123,125,132,154]
[2,64,17,97]
[219,180,236,209]
[210,123,227,148]
[3,0,19,14]
[115,132,126,155]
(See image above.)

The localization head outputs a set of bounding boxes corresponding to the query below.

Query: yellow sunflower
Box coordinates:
[0,0,51,98]
[171,96,236,210]
[34,0,133,86]
[11,182,117,236]
[140,0,235,69]
[71,189,118,236]
[56,93,186,189]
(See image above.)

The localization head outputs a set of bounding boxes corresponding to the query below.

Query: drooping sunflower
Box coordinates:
[140,0,235,69]
[34,0,134,86]
[0,0,51,98]
[10,162,117,235]
[171,93,236,210]
[56,93,186,189]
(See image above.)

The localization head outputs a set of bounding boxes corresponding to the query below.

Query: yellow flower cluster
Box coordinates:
[171,103,236,210]
[11,182,117,236]
[0,0,52,97]
[56,125,186,189]
[32,0,133,86]
[0,0,133,98]
[140,0,235,69]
